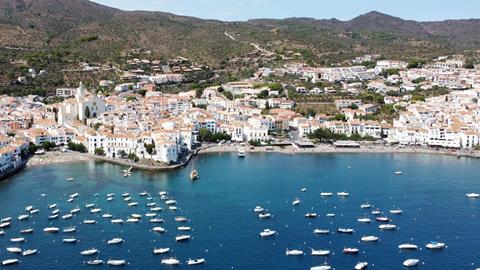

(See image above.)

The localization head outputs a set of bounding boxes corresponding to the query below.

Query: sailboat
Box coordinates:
[190,159,199,181]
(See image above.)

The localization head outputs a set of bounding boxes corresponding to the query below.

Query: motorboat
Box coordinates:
[121,193,130,197]
[175,216,188,222]
[63,227,76,233]
[378,224,397,230]
[86,260,104,265]
[20,228,34,234]
[62,214,73,219]
[161,258,180,265]
[320,192,333,196]
[107,260,126,266]
[360,204,372,209]
[126,218,139,223]
[107,197,113,201]
[337,228,354,234]
[259,229,276,238]
[314,229,330,234]
[83,220,96,224]
[128,202,138,207]
[361,235,379,242]
[150,218,164,223]
[398,244,418,250]
[153,248,170,254]
[258,213,272,219]
[187,258,206,265]
[66,177,75,181]
[70,193,79,198]
[169,206,178,211]
[85,203,95,209]
[10,237,25,243]
[403,259,420,267]
[48,204,57,209]
[310,265,331,270]
[30,209,39,214]
[310,249,330,256]
[90,208,102,213]
[305,213,317,218]
[145,213,157,217]
[285,249,304,256]
[22,249,37,256]
[337,192,349,197]
[425,241,446,250]
[237,147,246,158]
[389,209,403,215]
[254,206,264,213]
[111,219,124,224]
[70,208,81,214]
[177,226,192,231]
[147,202,156,207]
[300,188,307,192]
[6,247,22,253]
[107,238,124,245]
[292,198,301,206]
[18,214,29,221]
[139,191,148,197]
[152,227,166,233]
[355,262,368,270]
[0,230,4,236]
[63,238,78,243]
[0,222,10,228]
[376,216,390,222]
[175,235,191,242]
[371,210,381,215]
[131,214,142,219]
[190,169,199,181]
[357,217,371,223]
[25,206,34,212]
[1,217,12,223]
[342,247,359,254]
[1,259,19,266]
[80,248,98,256]
[150,207,162,211]
[43,227,59,233]
[466,193,480,198]
[394,171,403,175]
[165,200,177,205]
[102,214,113,218]
[51,209,60,215]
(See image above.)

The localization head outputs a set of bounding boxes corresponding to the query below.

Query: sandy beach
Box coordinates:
[27,151,91,167]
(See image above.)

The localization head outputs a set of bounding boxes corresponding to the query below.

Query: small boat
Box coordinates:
[159,191,168,196]
[175,235,191,242]
[107,238,124,245]
[190,169,199,181]
[1,259,19,266]
[466,193,480,198]
[124,197,131,202]
[314,229,330,234]
[107,260,126,266]
[0,230,4,236]
[18,214,29,221]
[70,208,81,214]
[126,218,139,223]
[22,249,37,256]
[403,259,420,267]
[320,192,333,196]
[122,193,130,197]
[376,216,390,222]
[139,191,148,197]
[83,220,96,224]
[131,214,142,219]
[85,203,95,209]
[292,198,301,206]
[259,229,276,238]
[175,216,188,222]
[0,222,10,228]
[128,202,138,207]
[310,265,331,270]
[150,218,164,223]
[66,177,75,181]
[169,206,178,211]
[254,206,264,213]
[305,213,317,218]
[378,224,397,230]
[165,200,177,205]
[102,214,113,218]
[342,247,359,254]
[300,188,307,192]
[86,260,104,265]
[62,214,73,219]
[147,202,156,207]
[51,209,60,215]
[80,248,98,256]
[145,213,157,217]
[398,244,418,250]
[1,217,12,223]
[361,235,379,242]
[25,206,34,212]
[187,258,206,265]
[152,227,166,233]
[63,238,77,243]
[20,228,34,234]
[337,228,354,234]
[6,247,22,253]
[178,226,192,231]
[67,198,74,203]
[107,193,115,197]
[161,258,180,265]
[237,147,246,158]
[310,249,330,256]
[70,193,79,198]
[389,209,403,215]
[107,197,113,201]
[48,204,57,209]
[153,248,170,254]
[10,237,25,243]
[258,213,272,219]
[371,210,381,215]
[425,241,446,250]
[326,213,335,217]
[337,192,349,197]
[394,171,403,175]
[30,209,39,214]
[63,226,76,233]
[357,217,371,223]
[150,207,162,211]
[285,249,304,256]
[111,219,124,224]
[355,262,368,270]
[90,208,102,213]
[43,227,59,233]
[360,204,371,209]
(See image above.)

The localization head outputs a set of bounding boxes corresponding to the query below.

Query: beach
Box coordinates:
[27,150,91,167]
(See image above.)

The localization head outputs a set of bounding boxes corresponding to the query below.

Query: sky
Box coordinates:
[91,0,480,22]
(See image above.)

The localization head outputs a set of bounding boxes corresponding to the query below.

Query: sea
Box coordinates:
[0,153,479,269]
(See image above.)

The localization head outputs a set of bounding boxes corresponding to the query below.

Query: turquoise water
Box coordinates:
[0,153,480,269]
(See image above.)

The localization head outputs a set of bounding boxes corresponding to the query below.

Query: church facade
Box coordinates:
[57,83,106,125]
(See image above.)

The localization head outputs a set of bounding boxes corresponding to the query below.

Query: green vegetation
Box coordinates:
[308,128,376,142]
[28,143,38,155]
[94,148,106,156]
[126,96,137,102]
[41,141,56,151]
[128,153,139,162]
[198,128,232,143]
[67,142,87,153]
[248,140,262,147]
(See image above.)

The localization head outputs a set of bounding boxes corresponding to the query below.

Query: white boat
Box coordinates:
[150,207,162,211]
[259,229,276,238]
[145,213,157,217]
[48,204,57,209]
[337,192,349,197]
[161,258,180,265]
[300,187,307,192]
[371,210,381,215]
[131,214,142,219]
[378,224,397,230]
[22,249,37,256]
[1,259,19,266]
[361,235,379,242]
[18,214,29,221]
[30,209,39,214]
[357,217,371,223]
[147,202,156,207]
[67,198,74,203]
[254,206,264,213]
[63,238,77,243]
[20,228,34,234]
[25,206,34,212]
[62,214,73,219]
[1,217,12,223]
[0,222,10,228]
[63,227,76,233]
[403,259,420,267]
[292,198,301,206]
[425,241,446,250]
[128,202,138,207]
[111,219,124,224]
[107,260,126,266]
[178,226,192,231]
[107,197,113,201]
[90,208,102,213]
[6,247,22,253]
[466,193,480,198]
[355,262,368,270]
[337,228,354,233]
[343,247,359,254]
[122,193,130,197]
[175,235,191,242]
[305,213,317,218]
[107,238,124,245]
[360,204,371,209]
[285,249,304,256]
[165,200,177,205]
[43,227,59,233]
[187,258,206,265]
[70,193,79,198]
[10,237,25,243]
[314,229,330,234]
[85,203,95,209]
[0,230,4,236]
[398,244,418,250]
[310,265,331,270]
[153,248,170,254]
[310,249,330,256]
[152,227,166,233]
[237,147,246,158]
[80,248,98,256]
[86,260,104,265]
[51,209,60,215]
[175,216,188,222]
[126,218,139,223]
[320,192,333,196]
[83,220,96,224]
[258,213,272,219]
[159,191,168,196]
[102,214,113,218]
[70,208,81,214]
[394,171,403,175]
[389,209,403,214]
[376,216,390,222]
[150,218,164,223]
[326,213,335,217]
[66,177,75,181]
[139,191,148,196]
[169,206,178,211]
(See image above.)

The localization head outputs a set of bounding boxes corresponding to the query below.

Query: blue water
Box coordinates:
[0,153,480,269]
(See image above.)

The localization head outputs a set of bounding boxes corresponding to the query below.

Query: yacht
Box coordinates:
[259,229,276,238]
[425,241,446,250]
[63,226,76,233]
[111,219,124,224]
[378,224,397,230]
[258,213,272,219]
[389,209,403,215]
[153,248,170,254]
[285,249,304,256]
[43,227,59,233]
[187,258,206,265]
[466,193,480,198]
[18,214,29,221]
[357,217,371,223]
[161,258,180,265]
[342,247,359,254]
[398,244,418,250]
[361,235,379,242]
[337,228,354,234]
[80,248,98,256]
[320,192,333,196]
[310,249,330,256]
[20,228,34,234]
[292,198,301,206]
[254,206,264,213]
[175,235,191,242]
[337,192,349,197]
[107,260,126,266]
[305,213,317,218]
[313,229,330,234]
[152,227,167,233]
[107,238,124,245]
[10,237,25,243]
[6,247,22,253]
[403,259,420,267]
[86,260,104,265]
[177,226,192,231]
[355,262,368,270]
[22,249,37,256]
[1,259,19,266]
[63,238,78,243]
[237,147,246,158]
[83,220,96,224]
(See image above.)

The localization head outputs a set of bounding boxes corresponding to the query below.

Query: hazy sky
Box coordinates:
[92,0,479,21]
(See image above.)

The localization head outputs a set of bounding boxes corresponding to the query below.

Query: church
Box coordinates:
[57,83,106,125]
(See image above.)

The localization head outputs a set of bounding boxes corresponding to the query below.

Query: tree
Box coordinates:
[248,140,262,147]
[195,88,204,98]
[145,143,155,156]
[257,90,269,99]
[67,142,87,153]
[41,141,56,151]
[198,128,213,142]
[84,106,91,118]
[224,91,234,100]
[28,143,38,155]
[94,148,105,156]
[128,153,139,162]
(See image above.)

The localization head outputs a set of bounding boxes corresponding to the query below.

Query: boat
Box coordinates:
[150,207,162,211]
[305,213,317,218]
[62,214,73,219]
[43,227,59,233]
[80,248,98,256]
[292,198,301,206]
[310,265,331,270]
[107,260,126,266]
[107,193,115,197]
[0,230,4,236]
[320,192,333,196]
[175,216,188,222]
[337,192,349,197]
[0,222,10,228]
[70,208,81,214]
[326,213,335,217]
[187,258,206,265]
[169,206,178,211]
[147,202,156,207]
[398,244,418,250]
[67,198,74,203]
[314,229,330,234]
[29,209,39,214]
[258,213,272,219]
[18,214,29,221]
[165,199,177,205]
[175,235,191,242]
[102,214,113,218]
[254,206,264,213]
[131,214,142,219]
[83,220,96,224]
[121,193,130,197]
[371,210,381,215]
[85,203,95,209]
[150,218,164,223]
[161,258,180,265]
[6,247,22,253]
[51,209,60,215]
[360,204,372,209]
[126,218,139,223]
[107,197,113,201]
[145,213,157,217]
[159,191,168,196]
[342,247,359,254]
[301,188,307,192]
[22,249,37,256]
[152,227,167,233]
[285,249,304,256]
[403,259,420,267]
[177,226,192,231]
[237,147,246,158]
[394,171,403,175]
[107,238,124,245]
[10,237,25,243]
[389,209,403,215]
[48,204,57,209]
[357,217,371,223]
[259,229,276,238]
[361,235,379,242]
[153,248,170,254]
[25,206,34,212]
[128,202,138,207]
[378,224,397,230]
[425,241,446,250]
[62,238,77,243]
[66,177,75,181]
[70,193,79,198]
[90,208,102,213]
[355,262,368,270]
[1,217,12,223]
[466,193,480,198]
[111,219,124,224]
[20,228,34,234]
[63,226,76,233]
[86,260,104,265]
[337,228,354,234]
[376,216,390,222]
[1,259,19,266]
[190,159,199,181]
[310,249,330,256]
